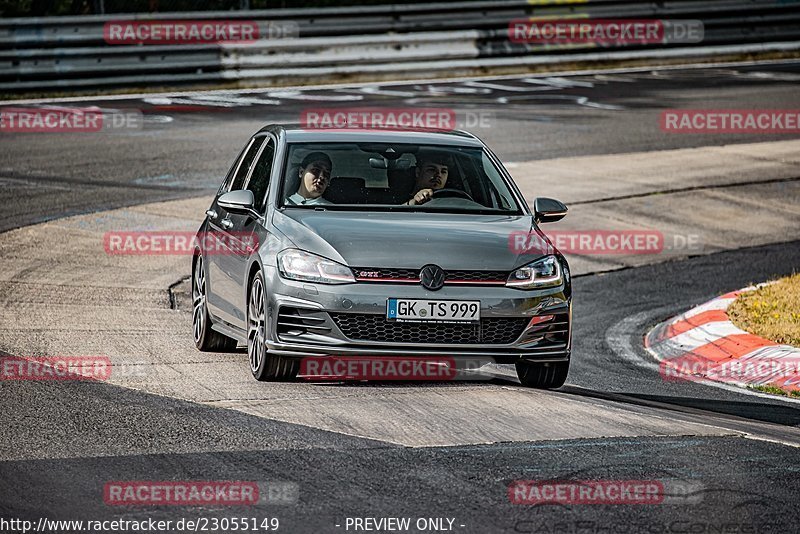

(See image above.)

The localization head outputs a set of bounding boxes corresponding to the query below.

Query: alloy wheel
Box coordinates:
[192,257,206,344]
[248,276,266,373]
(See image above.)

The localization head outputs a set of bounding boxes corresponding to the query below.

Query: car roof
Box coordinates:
[258,123,485,147]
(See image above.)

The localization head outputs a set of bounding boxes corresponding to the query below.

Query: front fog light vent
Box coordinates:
[276,306,331,338]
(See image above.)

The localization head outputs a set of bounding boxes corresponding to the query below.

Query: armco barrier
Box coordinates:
[1,0,799,93]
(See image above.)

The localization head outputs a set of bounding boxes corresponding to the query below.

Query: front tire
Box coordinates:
[515,360,569,389]
[193,255,237,352]
[248,271,299,381]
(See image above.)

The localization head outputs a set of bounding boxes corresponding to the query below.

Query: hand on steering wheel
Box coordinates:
[407,188,434,205]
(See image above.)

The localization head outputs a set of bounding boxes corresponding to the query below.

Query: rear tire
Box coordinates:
[515,360,569,389]
[248,271,299,381]
[193,255,237,352]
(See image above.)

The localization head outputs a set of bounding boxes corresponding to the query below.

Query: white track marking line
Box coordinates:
[682,297,737,319]
[3,58,799,105]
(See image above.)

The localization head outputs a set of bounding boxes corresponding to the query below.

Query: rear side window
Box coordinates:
[228,136,266,191]
[220,144,246,194]
[246,139,275,212]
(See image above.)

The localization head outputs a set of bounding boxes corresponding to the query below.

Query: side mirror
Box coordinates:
[218,190,256,214]
[533,197,567,224]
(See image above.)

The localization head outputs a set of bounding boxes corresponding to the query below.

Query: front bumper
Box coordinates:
[264,267,571,364]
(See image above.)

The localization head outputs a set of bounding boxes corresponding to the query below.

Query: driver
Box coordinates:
[403,151,451,206]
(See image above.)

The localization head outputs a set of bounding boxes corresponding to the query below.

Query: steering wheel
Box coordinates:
[432,188,474,202]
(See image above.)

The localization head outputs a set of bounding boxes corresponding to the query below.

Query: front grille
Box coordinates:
[354,268,418,281]
[447,270,507,283]
[353,268,507,284]
[330,313,529,344]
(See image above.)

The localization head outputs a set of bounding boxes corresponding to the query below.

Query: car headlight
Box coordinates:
[506,255,563,289]
[277,249,355,284]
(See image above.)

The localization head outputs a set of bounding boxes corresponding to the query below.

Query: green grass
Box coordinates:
[732,274,800,398]
[749,384,800,398]
[728,273,800,347]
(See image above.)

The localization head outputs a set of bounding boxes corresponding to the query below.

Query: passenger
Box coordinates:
[287,152,333,205]
[403,151,451,206]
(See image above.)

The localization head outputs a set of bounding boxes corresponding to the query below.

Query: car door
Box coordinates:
[211,135,276,330]
[206,135,266,325]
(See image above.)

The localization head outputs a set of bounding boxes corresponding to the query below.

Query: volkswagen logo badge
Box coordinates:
[420,264,445,291]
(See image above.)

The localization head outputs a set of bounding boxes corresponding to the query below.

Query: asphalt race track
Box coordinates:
[3,60,800,232]
[2,60,800,533]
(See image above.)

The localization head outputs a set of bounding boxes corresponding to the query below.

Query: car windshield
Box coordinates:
[280,142,523,214]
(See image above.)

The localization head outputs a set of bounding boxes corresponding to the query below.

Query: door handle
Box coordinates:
[205,209,218,220]
[220,218,234,230]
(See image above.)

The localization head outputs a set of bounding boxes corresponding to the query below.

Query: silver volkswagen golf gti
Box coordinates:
[192,124,572,388]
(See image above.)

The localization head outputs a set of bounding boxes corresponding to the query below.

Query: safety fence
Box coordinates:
[1,0,799,92]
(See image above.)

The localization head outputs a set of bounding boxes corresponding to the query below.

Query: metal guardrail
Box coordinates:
[1,0,799,93]
[3,0,798,44]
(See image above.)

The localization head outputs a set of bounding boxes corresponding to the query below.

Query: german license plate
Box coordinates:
[387,299,480,323]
